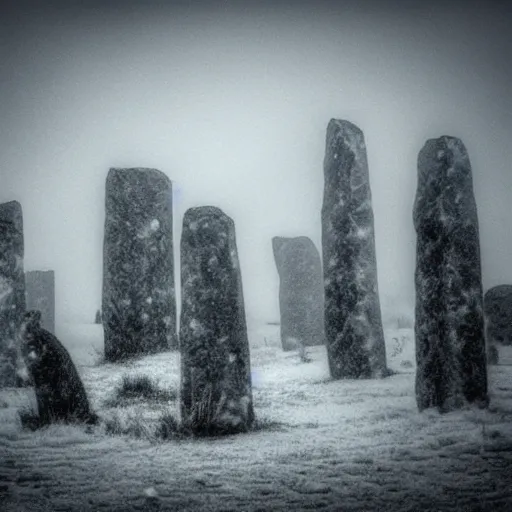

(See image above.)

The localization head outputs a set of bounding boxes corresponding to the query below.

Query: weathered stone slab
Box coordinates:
[414,136,488,412]
[0,200,25,387]
[272,236,324,351]
[484,285,512,345]
[321,119,387,379]
[179,206,255,435]
[102,168,177,361]
[25,270,55,334]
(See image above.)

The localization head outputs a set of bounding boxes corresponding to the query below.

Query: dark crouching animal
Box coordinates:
[16,310,98,427]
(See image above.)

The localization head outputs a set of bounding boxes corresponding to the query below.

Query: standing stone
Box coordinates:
[0,201,26,387]
[414,136,488,412]
[321,119,387,379]
[179,206,254,435]
[25,270,55,334]
[102,168,177,361]
[484,285,512,345]
[272,236,324,351]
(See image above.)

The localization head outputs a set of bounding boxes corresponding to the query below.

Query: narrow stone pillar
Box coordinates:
[0,201,26,387]
[25,270,55,334]
[179,206,255,435]
[414,136,488,411]
[321,119,387,379]
[272,236,324,351]
[102,168,177,361]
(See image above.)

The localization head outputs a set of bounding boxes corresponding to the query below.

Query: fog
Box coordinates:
[1,0,510,325]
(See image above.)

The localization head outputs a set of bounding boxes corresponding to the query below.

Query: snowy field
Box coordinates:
[1,324,512,511]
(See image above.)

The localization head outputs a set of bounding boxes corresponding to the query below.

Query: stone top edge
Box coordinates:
[272,235,316,245]
[107,167,171,181]
[327,118,363,135]
[183,205,230,220]
[484,284,512,296]
[0,200,22,212]
[420,135,466,152]
[0,200,23,224]
[424,135,461,143]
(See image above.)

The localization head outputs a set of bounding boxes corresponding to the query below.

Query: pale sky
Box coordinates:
[1,0,510,326]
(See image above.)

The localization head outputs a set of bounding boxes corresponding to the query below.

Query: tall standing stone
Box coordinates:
[0,201,25,387]
[102,168,177,361]
[414,136,488,412]
[25,270,55,334]
[321,119,387,379]
[179,206,254,435]
[272,236,325,351]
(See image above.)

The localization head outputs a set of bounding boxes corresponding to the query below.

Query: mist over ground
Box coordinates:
[0,0,510,325]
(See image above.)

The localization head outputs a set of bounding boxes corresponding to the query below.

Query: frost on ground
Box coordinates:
[1,324,512,511]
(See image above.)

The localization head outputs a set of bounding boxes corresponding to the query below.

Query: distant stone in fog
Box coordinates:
[0,201,26,387]
[484,285,512,345]
[414,136,488,412]
[25,270,55,334]
[272,236,324,351]
[321,119,387,379]
[102,168,177,361]
[179,206,254,435]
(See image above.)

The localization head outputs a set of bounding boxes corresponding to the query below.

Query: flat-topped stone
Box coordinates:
[102,167,177,361]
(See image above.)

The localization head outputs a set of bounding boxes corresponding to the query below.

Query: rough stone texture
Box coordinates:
[272,236,325,351]
[25,270,55,334]
[321,119,387,379]
[102,168,177,361]
[484,285,512,345]
[179,206,254,435]
[0,200,26,387]
[17,311,97,427]
[414,136,488,412]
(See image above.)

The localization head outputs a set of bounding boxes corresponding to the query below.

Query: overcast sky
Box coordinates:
[1,0,510,326]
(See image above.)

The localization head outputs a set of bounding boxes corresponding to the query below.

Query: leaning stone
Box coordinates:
[272,236,325,351]
[321,119,387,379]
[414,136,488,412]
[179,206,255,435]
[25,270,55,334]
[17,311,98,427]
[102,168,177,361]
[0,201,25,388]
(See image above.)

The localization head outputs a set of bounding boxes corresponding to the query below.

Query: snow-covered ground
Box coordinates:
[1,324,512,511]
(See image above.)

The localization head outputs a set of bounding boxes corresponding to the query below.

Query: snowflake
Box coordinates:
[190,319,205,336]
[355,226,370,239]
